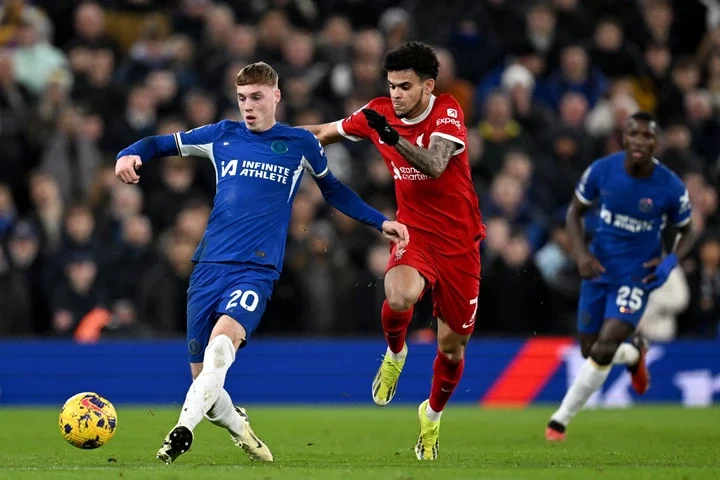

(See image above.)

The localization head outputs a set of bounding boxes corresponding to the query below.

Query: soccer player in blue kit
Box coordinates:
[546,112,694,441]
[115,62,409,463]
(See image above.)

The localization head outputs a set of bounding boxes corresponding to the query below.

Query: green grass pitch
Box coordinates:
[1,405,718,479]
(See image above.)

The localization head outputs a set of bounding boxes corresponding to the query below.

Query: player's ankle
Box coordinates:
[425,402,442,422]
[388,344,407,362]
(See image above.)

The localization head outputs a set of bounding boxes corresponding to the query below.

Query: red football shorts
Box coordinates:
[386,239,481,335]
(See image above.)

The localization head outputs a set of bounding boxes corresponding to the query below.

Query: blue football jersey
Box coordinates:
[173,120,329,270]
[575,152,691,284]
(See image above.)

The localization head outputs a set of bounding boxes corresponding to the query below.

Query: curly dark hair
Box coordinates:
[382,41,440,80]
[629,111,658,125]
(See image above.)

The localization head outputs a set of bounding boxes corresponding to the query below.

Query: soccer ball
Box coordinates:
[58,392,118,449]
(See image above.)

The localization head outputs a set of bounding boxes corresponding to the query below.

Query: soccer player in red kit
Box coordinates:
[302,41,484,460]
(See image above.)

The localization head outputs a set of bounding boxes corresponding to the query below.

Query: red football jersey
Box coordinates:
[337,94,484,255]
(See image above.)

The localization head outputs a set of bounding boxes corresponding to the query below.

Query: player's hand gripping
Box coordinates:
[381,220,409,249]
[362,109,400,146]
[116,155,143,184]
[576,251,606,279]
[642,253,678,291]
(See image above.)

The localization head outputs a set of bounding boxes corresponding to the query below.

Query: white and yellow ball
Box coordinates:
[58,392,118,449]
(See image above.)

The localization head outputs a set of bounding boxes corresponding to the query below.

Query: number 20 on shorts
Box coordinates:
[226,289,259,312]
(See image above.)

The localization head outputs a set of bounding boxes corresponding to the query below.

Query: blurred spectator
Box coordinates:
[479,231,551,335]
[482,173,547,252]
[657,56,701,125]
[657,120,705,178]
[12,9,69,96]
[107,214,158,303]
[521,1,563,72]
[476,91,532,182]
[97,183,143,248]
[0,236,31,335]
[535,44,609,112]
[0,183,16,238]
[434,46,475,124]
[0,48,34,208]
[535,214,581,333]
[638,266,690,342]
[5,220,48,332]
[103,84,157,154]
[101,299,153,338]
[552,0,593,44]
[589,17,644,80]
[28,171,64,254]
[681,235,720,338]
[50,250,108,338]
[41,106,103,204]
[64,2,119,67]
[502,63,554,139]
[147,156,208,233]
[536,126,593,210]
[137,232,194,334]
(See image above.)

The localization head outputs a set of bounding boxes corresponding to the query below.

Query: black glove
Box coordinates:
[362,109,400,146]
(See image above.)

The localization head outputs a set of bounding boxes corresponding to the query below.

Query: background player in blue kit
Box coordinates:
[115,62,409,464]
[545,112,695,442]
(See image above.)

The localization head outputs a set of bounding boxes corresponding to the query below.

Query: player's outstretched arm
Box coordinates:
[314,171,409,248]
[115,135,179,184]
[361,109,455,179]
[299,122,344,146]
[566,195,606,279]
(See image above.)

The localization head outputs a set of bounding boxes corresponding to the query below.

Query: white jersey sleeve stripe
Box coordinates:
[336,121,362,142]
[176,132,213,158]
[430,132,466,155]
[575,189,593,205]
[301,155,329,178]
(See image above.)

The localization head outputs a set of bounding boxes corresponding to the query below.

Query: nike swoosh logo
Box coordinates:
[441,388,453,393]
[248,432,262,449]
[462,321,475,328]
[80,397,103,413]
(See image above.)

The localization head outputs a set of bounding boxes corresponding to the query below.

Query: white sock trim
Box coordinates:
[425,403,442,422]
[388,344,407,362]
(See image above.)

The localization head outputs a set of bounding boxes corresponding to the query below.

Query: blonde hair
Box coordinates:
[236,62,278,88]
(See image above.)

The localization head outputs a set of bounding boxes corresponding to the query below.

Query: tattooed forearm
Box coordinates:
[393,136,458,179]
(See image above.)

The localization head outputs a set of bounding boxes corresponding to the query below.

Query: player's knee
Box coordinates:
[386,290,417,312]
[438,342,465,363]
[212,315,248,349]
[589,341,618,366]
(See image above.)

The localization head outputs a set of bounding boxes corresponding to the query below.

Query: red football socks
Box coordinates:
[429,351,465,412]
[381,300,413,354]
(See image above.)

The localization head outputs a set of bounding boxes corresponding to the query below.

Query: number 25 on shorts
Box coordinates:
[226,289,259,312]
[616,286,644,311]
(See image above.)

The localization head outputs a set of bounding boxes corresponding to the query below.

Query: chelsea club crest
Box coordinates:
[271,140,288,154]
[638,198,653,213]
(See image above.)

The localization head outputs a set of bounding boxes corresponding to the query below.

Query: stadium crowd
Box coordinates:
[0,0,718,341]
